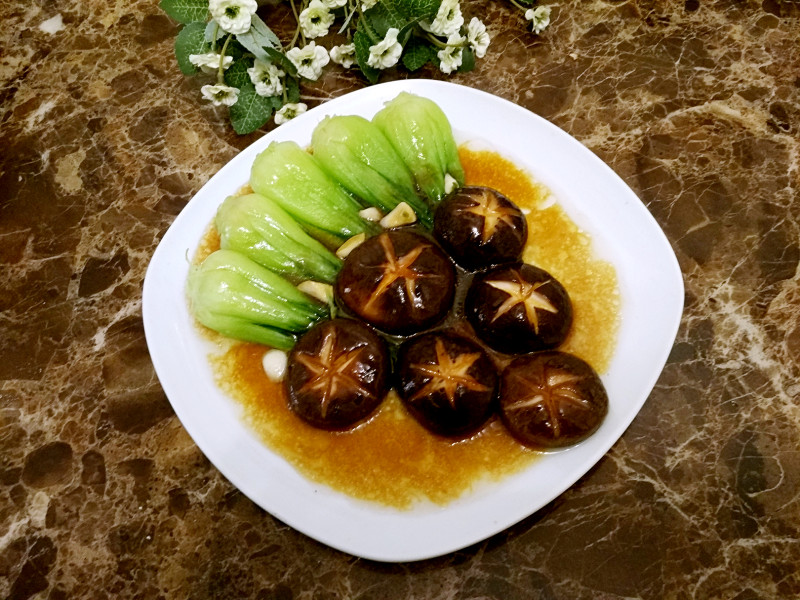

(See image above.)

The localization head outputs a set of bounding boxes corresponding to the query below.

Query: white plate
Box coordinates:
[143,79,683,562]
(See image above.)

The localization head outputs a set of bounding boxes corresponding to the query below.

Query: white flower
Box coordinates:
[466,17,490,58]
[209,0,258,35]
[247,59,284,97]
[299,0,335,39]
[437,33,465,74]
[274,102,308,125]
[189,52,233,74]
[201,83,240,106]
[426,0,463,36]
[525,5,551,34]
[367,27,402,69]
[330,43,357,68]
[286,42,330,80]
[361,0,378,10]
[320,0,347,7]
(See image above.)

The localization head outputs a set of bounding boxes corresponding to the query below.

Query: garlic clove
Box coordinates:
[359,207,384,222]
[262,349,288,382]
[380,202,417,229]
[336,233,367,259]
[297,280,334,305]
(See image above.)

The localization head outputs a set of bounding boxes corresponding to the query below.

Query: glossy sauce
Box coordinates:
[204,148,620,509]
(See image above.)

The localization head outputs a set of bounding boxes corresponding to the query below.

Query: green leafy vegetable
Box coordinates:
[250,141,378,246]
[187,249,328,350]
[216,193,342,283]
[311,115,433,227]
[372,92,465,205]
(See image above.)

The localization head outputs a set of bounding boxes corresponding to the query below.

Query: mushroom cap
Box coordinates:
[335,230,456,336]
[286,318,389,430]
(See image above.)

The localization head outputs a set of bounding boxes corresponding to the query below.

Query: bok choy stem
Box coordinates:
[311,115,434,228]
[372,92,465,206]
[187,249,329,350]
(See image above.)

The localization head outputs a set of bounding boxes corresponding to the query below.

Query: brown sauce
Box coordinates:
[201,148,620,509]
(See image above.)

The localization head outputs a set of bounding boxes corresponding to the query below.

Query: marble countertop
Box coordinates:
[2,0,799,597]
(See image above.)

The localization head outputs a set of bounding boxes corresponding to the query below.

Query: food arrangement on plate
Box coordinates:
[185,91,619,506]
[142,80,683,560]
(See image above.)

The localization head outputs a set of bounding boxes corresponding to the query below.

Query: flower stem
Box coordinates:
[425,32,448,48]
[338,0,357,37]
[212,22,220,52]
[289,0,302,49]
[508,0,529,11]
[218,34,233,82]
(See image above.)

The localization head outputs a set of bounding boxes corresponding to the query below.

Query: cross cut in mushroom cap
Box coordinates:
[363,234,430,316]
[433,186,527,270]
[460,188,523,244]
[335,230,456,336]
[499,351,608,449]
[286,318,389,430]
[295,329,372,418]
[410,337,490,408]
[397,333,497,437]
[485,272,558,333]
[465,263,573,354]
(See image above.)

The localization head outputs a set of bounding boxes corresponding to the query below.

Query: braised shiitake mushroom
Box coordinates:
[499,351,608,449]
[396,332,497,437]
[335,230,456,336]
[434,186,528,270]
[465,263,572,354]
[286,318,389,430]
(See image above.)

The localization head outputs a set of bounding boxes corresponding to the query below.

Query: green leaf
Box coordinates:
[226,39,247,60]
[353,30,380,84]
[236,14,282,61]
[159,0,209,24]
[391,0,440,20]
[224,58,252,88]
[230,83,276,135]
[175,22,206,75]
[402,37,437,71]
[204,20,225,45]
[263,47,299,78]
[458,46,475,73]
[285,75,300,103]
[250,14,282,49]
[357,0,439,55]
[361,2,407,38]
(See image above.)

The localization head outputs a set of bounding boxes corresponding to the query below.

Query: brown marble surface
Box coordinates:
[2,0,800,597]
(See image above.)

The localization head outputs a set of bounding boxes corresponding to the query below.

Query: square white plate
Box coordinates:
[143,79,683,562]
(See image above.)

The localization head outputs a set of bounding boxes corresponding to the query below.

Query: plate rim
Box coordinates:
[143,78,684,562]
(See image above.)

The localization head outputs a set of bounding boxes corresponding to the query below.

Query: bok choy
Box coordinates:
[216,193,341,284]
[372,92,465,205]
[187,249,329,350]
[311,115,434,228]
[250,141,378,247]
